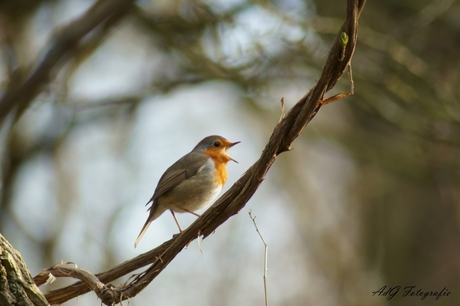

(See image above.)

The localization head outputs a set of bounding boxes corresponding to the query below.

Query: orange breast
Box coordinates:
[213,160,228,186]
[203,148,230,186]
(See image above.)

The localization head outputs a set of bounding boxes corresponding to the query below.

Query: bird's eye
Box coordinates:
[213,141,220,147]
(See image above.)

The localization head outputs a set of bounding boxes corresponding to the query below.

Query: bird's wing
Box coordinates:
[146,152,209,204]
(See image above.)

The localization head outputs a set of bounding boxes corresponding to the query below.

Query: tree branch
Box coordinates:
[1,234,49,306]
[0,0,136,124]
[35,0,367,304]
[33,262,120,305]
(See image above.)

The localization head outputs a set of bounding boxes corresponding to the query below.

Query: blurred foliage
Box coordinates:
[0,0,459,305]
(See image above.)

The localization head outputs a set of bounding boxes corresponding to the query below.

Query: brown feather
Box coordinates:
[146,152,210,204]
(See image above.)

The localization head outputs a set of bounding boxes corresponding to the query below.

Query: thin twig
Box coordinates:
[249,210,268,306]
[319,63,355,105]
[347,64,354,95]
[279,97,285,123]
[197,230,204,255]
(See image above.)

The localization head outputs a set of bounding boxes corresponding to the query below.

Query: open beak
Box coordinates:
[227,141,240,163]
[229,141,240,148]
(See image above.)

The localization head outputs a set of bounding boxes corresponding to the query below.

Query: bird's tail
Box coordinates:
[134,201,165,248]
[134,219,152,248]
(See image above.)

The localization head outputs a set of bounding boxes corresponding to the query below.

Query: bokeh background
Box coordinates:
[1,0,459,305]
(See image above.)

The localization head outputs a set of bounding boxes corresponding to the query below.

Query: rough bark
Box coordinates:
[0,234,49,306]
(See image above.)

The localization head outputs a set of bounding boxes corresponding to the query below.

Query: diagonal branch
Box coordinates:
[36,0,367,304]
[0,0,136,124]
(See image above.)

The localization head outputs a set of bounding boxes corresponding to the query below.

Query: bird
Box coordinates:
[134,135,240,247]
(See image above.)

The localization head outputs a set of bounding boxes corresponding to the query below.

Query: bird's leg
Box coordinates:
[170,210,183,232]
[184,209,201,218]
[171,209,198,248]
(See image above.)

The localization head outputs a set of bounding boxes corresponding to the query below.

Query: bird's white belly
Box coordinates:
[166,159,224,213]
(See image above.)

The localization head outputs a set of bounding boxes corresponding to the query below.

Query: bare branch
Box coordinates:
[0,0,136,124]
[34,262,120,304]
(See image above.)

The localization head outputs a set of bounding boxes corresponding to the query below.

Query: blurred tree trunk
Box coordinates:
[0,234,49,306]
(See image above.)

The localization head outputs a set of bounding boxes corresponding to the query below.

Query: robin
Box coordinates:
[134,135,240,247]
